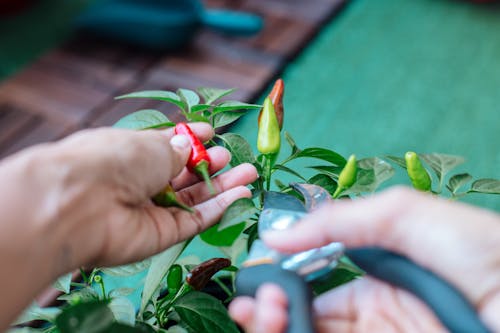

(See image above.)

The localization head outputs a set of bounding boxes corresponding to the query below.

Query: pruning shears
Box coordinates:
[235,183,490,333]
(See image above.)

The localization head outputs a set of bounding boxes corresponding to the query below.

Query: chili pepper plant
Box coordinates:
[11,82,500,333]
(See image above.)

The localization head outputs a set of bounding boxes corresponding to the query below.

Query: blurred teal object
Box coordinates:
[74,0,263,50]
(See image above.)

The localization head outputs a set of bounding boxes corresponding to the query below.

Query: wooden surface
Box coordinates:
[0,0,345,158]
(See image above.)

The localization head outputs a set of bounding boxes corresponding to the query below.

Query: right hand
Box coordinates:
[229,187,500,332]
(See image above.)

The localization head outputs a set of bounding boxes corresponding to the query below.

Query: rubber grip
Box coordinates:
[236,264,315,333]
[346,247,491,333]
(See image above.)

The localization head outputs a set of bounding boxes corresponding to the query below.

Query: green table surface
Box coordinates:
[234,0,500,211]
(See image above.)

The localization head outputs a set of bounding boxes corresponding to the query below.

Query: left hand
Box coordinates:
[0,123,257,330]
[33,124,257,270]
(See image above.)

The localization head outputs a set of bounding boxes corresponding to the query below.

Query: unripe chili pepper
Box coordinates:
[405,151,432,191]
[175,122,215,194]
[153,183,193,212]
[259,78,284,130]
[257,97,281,155]
[333,154,357,198]
[186,258,231,291]
[167,264,183,294]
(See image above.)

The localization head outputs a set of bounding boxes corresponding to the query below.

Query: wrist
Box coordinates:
[0,146,71,329]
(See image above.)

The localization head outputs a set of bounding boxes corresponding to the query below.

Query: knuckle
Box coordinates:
[179,189,198,207]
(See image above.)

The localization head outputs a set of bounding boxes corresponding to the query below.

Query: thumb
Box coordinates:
[115,130,192,198]
[168,134,192,170]
[146,133,191,193]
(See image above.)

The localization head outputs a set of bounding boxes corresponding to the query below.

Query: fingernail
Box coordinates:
[170,135,190,149]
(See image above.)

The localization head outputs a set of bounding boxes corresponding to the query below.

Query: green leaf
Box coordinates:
[308,174,338,196]
[53,273,73,294]
[113,110,174,130]
[218,198,258,231]
[101,259,151,277]
[140,241,187,314]
[13,303,61,325]
[177,89,200,111]
[293,148,346,167]
[164,325,189,333]
[273,164,307,181]
[469,178,500,194]
[109,297,136,326]
[197,87,236,105]
[244,223,259,253]
[173,292,239,333]
[447,173,473,194]
[274,179,289,192]
[191,104,212,113]
[7,328,43,333]
[308,165,343,180]
[217,133,256,167]
[212,110,247,129]
[344,157,395,195]
[200,223,246,247]
[116,91,184,110]
[212,101,261,114]
[57,287,99,303]
[384,155,407,169]
[419,153,465,183]
[108,288,136,298]
[284,132,300,155]
[185,112,210,123]
[55,301,114,333]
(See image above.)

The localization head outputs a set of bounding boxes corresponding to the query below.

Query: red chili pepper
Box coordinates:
[174,122,215,194]
[259,78,284,130]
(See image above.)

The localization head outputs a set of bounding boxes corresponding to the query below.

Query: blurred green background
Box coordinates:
[1,0,499,212]
[233,0,500,211]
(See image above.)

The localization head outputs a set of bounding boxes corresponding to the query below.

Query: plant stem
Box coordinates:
[159,283,193,315]
[213,276,233,299]
[98,279,107,300]
[263,155,272,191]
[79,268,89,284]
[332,186,343,199]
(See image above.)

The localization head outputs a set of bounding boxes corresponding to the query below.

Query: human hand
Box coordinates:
[40,123,257,270]
[229,187,500,332]
[0,123,257,328]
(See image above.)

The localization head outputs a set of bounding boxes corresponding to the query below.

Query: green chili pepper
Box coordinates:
[260,78,284,130]
[333,154,357,198]
[405,151,432,191]
[257,97,281,155]
[152,183,193,212]
[167,264,182,294]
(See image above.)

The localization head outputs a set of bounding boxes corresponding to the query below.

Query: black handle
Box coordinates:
[236,264,315,333]
[346,247,491,333]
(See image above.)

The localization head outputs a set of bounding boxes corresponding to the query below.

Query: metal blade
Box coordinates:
[291,183,332,211]
[263,191,307,212]
[258,191,307,236]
